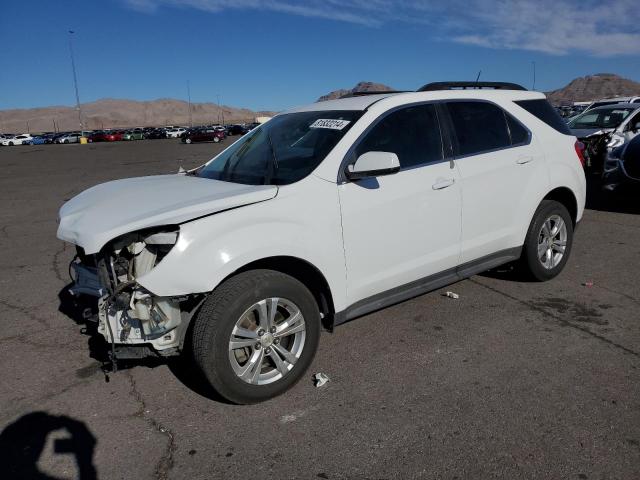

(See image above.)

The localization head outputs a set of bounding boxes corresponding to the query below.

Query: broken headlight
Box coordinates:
[607,133,625,149]
[108,226,179,283]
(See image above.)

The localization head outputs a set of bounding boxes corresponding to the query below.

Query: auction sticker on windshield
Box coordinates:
[309,119,351,130]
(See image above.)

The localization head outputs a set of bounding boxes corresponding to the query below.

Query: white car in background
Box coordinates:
[58,81,586,404]
[165,128,187,138]
[1,134,33,146]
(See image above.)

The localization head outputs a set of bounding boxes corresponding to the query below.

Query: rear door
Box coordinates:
[444,100,545,263]
[338,103,462,305]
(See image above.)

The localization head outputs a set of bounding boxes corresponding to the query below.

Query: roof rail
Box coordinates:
[340,90,409,98]
[417,81,527,92]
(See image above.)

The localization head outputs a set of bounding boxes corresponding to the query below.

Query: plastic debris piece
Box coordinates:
[313,372,330,387]
[583,281,594,287]
[443,291,460,299]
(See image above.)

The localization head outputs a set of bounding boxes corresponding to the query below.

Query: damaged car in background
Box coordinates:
[602,134,640,192]
[568,103,640,172]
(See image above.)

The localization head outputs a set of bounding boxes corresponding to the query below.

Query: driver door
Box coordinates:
[338,104,462,306]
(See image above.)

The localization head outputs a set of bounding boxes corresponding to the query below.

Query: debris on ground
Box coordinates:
[313,372,330,387]
[583,281,594,287]
[443,291,460,299]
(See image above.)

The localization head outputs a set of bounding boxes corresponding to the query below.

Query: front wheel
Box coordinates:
[213,136,220,143]
[185,138,192,144]
[191,270,321,404]
[520,200,574,281]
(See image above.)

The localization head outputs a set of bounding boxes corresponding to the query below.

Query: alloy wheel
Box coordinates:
[537,214,567,269]
[228,297,306,385]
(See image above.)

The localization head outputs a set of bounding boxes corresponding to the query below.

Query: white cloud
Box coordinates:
[124,0,640,56]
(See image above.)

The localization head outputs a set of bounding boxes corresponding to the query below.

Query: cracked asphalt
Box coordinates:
[1,139,639,479]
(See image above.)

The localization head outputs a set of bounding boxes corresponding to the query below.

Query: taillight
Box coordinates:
[574,140,586,167]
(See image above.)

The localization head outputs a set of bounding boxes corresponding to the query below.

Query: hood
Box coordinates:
[570,127,614,139]
[57,174,278,253]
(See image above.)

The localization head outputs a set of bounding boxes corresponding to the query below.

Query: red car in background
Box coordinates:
[88,130,123,142]
[181,128,225,144]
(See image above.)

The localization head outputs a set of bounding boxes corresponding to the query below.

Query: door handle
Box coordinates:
[432,178,455,190]
[516,155,534,165]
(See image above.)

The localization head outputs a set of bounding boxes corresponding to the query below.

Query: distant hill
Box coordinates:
[546,74,640,105]
[0,98,274,134]
[317,81,395,102]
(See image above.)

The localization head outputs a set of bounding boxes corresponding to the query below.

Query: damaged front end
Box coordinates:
[579,130,614,171]
[69,227,202,361]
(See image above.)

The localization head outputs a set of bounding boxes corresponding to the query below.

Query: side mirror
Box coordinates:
[346,151,400,180]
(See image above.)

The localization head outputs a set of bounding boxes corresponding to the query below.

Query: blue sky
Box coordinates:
[1,0,639,111]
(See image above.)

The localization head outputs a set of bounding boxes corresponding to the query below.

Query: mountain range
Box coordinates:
[317,74,640,105]
[2,74,640,134]
[0,98,274,134]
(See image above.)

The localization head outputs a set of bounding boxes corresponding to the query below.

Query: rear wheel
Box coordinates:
[185,138,192,144]
[520,200,573,281]
[191,270,321,404]
[213,136,220,143]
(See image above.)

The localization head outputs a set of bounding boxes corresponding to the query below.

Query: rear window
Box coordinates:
[515,99,571,135]
[446,101,511,156]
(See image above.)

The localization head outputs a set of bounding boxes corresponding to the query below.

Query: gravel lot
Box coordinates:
[1,139,639,480]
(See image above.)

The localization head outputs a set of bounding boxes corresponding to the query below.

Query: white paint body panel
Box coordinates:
[338,162,461,304]
[137,175,349,310]
[57,174,277,254]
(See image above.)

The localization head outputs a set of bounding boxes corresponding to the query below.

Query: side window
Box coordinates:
[505,113,529,145]
[446,101,511,156]
[355,104,443,169]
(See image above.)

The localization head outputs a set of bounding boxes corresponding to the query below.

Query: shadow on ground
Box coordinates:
[0,411,97,480]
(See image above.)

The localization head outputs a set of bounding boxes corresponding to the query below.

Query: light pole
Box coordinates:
[68,30,83,131]
[187,80,193,128]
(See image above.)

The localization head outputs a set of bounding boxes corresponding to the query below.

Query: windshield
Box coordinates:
[196,110,363,185]
[569,107,635,129]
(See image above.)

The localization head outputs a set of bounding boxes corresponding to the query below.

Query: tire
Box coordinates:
[185,138,192,144]
[64,139,69,144]
[9,142,14,146]
[520,200,573,281]
[191,270,321,404]
[213,136,220,143]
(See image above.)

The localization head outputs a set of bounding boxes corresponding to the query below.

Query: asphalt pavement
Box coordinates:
[1,139,639,479]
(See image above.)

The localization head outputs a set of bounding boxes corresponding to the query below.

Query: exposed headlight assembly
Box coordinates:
[108,226,179,283]
[607,134,625,149]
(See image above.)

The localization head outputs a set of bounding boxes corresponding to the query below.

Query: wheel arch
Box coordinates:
[228,256,336,331]
[542,187,578,226]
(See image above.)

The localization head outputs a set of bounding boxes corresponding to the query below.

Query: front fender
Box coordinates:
[137,176,348,310]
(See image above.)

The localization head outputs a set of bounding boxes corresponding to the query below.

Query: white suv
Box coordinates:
[57,82,586,403]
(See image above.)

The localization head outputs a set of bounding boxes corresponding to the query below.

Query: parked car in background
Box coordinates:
[2,134,33,146]
[88,131,123,142]
[603,134,640,192]
[226,124,247,136]
[165,128,187,138]
[581,96,640,115]
[58,82,586,404]
[123,129,145,141]
[25,135,47,145]
[144,129,167,139]
[182,128,225,144]
[41,133,57,144]
[568,103,640,171]
[56,132,82,144]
